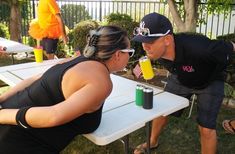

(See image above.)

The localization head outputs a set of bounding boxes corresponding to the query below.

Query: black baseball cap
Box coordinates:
[132,12,173,43]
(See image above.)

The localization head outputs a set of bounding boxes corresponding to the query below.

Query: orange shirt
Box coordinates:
[29,0,66,39]
[38,0,60,29]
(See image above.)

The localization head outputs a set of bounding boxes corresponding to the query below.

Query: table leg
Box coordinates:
[120,135,129,154]
[146,122,151,154]
[11,53,15,64]
[0,80,8,88]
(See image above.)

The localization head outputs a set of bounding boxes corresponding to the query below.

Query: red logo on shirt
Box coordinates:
[182,65,195,72]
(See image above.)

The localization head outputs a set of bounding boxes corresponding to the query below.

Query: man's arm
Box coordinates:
[231,41,235,52]
[55,13,68,44]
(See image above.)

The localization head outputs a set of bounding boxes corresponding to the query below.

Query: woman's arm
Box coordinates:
[0,71,112,128]
[26,81,112,128]
[0,74,42,102]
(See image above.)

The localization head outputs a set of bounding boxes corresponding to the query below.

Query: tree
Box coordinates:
[166,0,234,32]
[0,0,22,42]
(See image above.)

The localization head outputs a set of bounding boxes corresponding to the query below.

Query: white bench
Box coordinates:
[0,37,34,63]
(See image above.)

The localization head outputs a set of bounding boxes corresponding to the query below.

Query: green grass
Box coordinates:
[0,86,10,94]
[0,54,34,67]
[0,55,234,154]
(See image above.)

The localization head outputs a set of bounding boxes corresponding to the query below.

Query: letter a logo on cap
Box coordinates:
[140,21,145,29]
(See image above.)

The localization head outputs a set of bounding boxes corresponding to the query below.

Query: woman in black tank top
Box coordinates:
[0,26,135,154]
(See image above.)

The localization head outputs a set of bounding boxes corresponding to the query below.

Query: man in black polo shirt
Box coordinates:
[132,12,235,154]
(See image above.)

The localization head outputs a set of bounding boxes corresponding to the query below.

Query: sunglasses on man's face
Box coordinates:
[120,48,135,57]
[133,27,170,37]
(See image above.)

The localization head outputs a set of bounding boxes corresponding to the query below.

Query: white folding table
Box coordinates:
[0,37,34,63]
[0,60,189,153]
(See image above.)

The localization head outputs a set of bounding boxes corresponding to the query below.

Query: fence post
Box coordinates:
[99,0,102,21]
[32,0,36,18]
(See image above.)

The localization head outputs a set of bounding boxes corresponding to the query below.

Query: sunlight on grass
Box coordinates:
[0,86,10,95]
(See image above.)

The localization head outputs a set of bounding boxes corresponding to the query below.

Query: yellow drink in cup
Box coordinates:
[33,47,43,63]
[139,56,154,80]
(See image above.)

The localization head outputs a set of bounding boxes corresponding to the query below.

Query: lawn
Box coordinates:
[0,55,234,154]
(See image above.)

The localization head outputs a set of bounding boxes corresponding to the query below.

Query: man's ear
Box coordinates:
[164,35,172,46]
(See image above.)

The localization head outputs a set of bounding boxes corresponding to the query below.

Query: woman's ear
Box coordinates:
[113,50,121,61]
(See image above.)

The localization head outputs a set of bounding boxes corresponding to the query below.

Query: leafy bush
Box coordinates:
[56,40,67,58]
[27,36,36,47]
[71,20,99,54]
[216,33,235,84]
[217,33,235,42]
[105,13,133,23]
[0,23,9,39]
[105,13,144,68]
[224,83,235,99]
[217,33,235,99]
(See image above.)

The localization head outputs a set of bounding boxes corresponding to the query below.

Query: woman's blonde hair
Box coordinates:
[83,26,128,61]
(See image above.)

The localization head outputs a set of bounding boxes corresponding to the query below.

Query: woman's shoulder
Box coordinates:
[71,60,112,86]
[62,60,112,99]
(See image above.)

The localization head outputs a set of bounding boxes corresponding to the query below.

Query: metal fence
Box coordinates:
[0,0,235,43]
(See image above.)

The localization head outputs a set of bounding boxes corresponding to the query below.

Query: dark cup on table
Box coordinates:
[143,87,153,109]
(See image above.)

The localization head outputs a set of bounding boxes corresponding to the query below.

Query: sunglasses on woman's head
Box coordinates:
[120,48,135,57]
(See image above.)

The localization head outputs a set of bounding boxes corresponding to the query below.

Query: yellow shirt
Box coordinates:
[38,0,60,29]
[29,0,62,39]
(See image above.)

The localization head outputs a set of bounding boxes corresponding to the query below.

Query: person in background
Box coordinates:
[0,45,6,52]
[29,0,68,60]
[74,46,81,57]
[0,25,135,154]
[0,46,3,51]
[132,12,235,154]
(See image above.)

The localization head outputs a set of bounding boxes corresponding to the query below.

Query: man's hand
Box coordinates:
[62,36,69,44]
[231,41,235,52]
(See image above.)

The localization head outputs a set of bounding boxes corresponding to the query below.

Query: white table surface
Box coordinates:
[0,59,63,86]
[85,91,188,145]
[0,37,33,53]
[0,59,189,146]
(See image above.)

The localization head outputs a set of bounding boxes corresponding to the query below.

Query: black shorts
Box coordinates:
[41,38,59,54]
[165,74,224,129]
